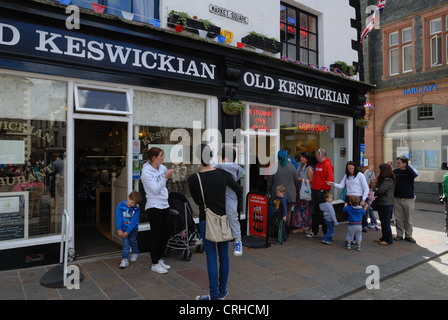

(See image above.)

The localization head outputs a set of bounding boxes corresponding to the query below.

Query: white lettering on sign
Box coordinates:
[0,22,216,81]
[243,71,350,105]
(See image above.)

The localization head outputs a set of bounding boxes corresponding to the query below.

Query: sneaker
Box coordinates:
[346,243,352,250]
[119,259,129,268]
[233,241,243,256]
[195,294,211,300]
[357,245,362,251]
[219,289,228,300]
[130,253,139,262]
[158,259,171,270]
[306,232,315,238]
[321,240,332,245]
[151,263,168,274]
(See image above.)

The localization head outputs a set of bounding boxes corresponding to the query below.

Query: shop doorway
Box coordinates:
[74,119,127,257]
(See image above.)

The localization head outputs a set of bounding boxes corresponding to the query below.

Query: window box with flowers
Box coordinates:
[241,32,282,53]
[167,11,221,38]
[221,100,244,116]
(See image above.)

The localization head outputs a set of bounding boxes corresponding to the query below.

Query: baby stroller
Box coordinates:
[166,189,203,261]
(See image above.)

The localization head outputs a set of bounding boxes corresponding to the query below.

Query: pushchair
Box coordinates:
[166,189,203,261]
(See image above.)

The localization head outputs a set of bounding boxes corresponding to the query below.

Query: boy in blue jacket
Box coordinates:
[343,196,367,251]
[116,191,142,268]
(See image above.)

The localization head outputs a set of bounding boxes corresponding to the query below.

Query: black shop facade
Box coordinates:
[0,0,371,269]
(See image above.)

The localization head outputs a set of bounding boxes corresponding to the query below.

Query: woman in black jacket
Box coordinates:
[373,163,396,245]
[188,144,242,300]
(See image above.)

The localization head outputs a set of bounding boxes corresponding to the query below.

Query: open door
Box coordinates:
[74,119,127,256]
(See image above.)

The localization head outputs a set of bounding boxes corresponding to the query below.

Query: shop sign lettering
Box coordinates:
[249,106,273,131]
[0,20,217,82]
[0,121,54,143]
[242,71,350,105]
[297,122,328,132]
[402,84,437,95]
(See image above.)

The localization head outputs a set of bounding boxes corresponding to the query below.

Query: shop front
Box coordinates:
[0,1,371,269]
[365,79,448,203]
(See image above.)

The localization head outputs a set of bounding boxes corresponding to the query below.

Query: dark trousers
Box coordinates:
[147,207,171,264]
[311,189,327,236]
[378,205,394,244]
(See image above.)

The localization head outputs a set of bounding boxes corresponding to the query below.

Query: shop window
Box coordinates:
[280,3,318,65]
[133,90,206,220]
[69,0,159,21]
[279,110,350,200]
[0,74,67,244]
[383,104,448,175]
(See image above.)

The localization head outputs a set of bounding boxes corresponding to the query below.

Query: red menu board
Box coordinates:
[247,192,269,238]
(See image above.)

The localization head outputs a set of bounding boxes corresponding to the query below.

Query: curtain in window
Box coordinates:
[133,0,155,24]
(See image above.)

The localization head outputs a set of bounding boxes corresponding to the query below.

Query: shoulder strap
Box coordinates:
[196,173,207,209]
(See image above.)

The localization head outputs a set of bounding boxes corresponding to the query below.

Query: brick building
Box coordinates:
[362,0,448,202]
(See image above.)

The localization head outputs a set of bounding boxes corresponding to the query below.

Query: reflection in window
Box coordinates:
[0,74,67,243]
[383,104,448,173]
[75,86,130,114]
[0,119,66,240]
[280,3,318,65]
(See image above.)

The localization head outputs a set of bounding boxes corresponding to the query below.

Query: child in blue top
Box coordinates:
[273,184,289,244]
[116,191,142,268]
[343,196,367,251]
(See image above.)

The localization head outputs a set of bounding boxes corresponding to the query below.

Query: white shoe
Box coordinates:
[233,241,243,256]
[119,259,129,268]
[158,259,171,270]
[151,263,168,274]
[130,253,139,262]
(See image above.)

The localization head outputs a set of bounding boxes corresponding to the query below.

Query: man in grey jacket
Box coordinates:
[214,147,245,256]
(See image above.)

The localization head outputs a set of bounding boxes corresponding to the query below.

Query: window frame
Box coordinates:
[280,2,318,66]
[421,10,448,71]
[74,83,132,115]
[382,21,415,78]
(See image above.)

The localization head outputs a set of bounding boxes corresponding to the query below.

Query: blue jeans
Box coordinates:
[199,221,229,300]
[122,228,139,260]
[323,220,334,242]
[378,205,394,244]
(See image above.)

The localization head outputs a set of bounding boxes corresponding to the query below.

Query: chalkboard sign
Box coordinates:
[0,192,28,241]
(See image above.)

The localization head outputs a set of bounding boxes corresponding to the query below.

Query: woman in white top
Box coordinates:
[141,147,175,274]
[327,161,369,207]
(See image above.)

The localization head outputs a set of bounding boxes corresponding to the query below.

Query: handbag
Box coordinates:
[299,179,312,201]
[197,173,233,242]
[370,198,379,211]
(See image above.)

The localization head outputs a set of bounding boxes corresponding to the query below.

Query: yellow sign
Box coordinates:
[220,30,234,44]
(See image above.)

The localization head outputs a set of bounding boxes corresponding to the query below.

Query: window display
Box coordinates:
[133,90,206,219]
[0,74,67,242]
[280,109,350,200]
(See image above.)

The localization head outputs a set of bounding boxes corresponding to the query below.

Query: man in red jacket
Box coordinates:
[307,148,334,238]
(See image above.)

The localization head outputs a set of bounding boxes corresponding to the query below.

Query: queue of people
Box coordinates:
[265,148,421,250]
[115,143,426,301]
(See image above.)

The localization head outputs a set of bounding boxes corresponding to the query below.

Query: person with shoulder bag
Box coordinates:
[373,163,396,245]
[188,144,242,300]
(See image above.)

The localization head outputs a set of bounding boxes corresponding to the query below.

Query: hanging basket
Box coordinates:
[221,101,243,116]
[355,118,369,128]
